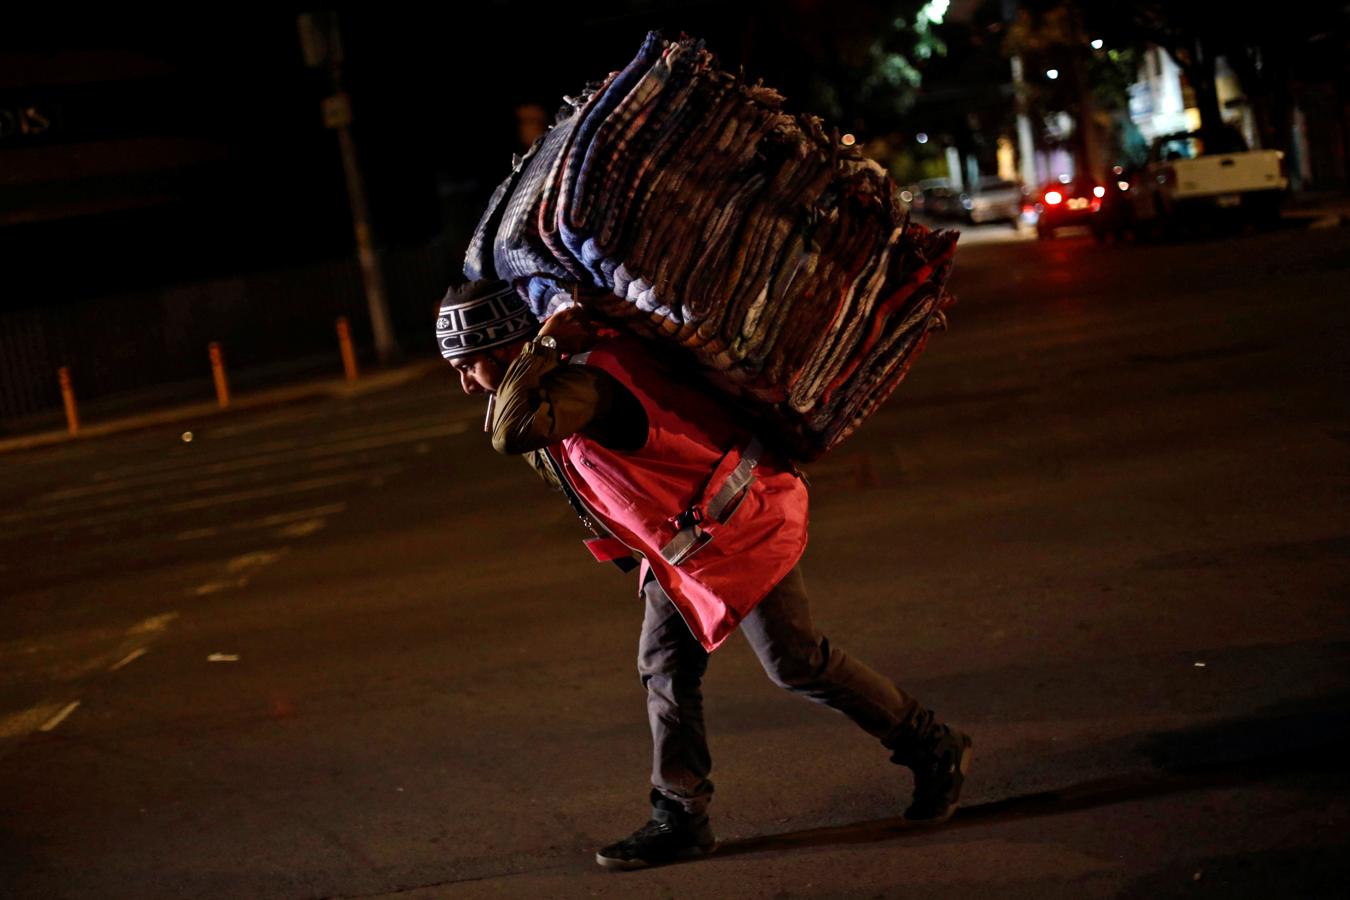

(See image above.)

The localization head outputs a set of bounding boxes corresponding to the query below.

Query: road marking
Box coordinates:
[91,438,301,482]
[226,549,289,573]
[276,519,325,538]
[127,612,179,635]
[262,503,347,523]
[0,468,398,541]
[36,420,462,505]
[0,704,63,740]
[39,701,81,732]
[209,407,329,438]
[193,576,250,596]
[177,527,220,540]
[175,503,347,542]
[159,467,400,515]
[110,648,147,671]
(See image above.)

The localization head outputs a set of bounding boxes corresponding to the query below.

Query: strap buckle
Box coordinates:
[672,506,704,531]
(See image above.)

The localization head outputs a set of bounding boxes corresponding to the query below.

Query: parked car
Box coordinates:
[1123,125,1287,235]
[961,178,1024,225]
[908,178,950,216]
[1031,178,1107,239]
[921,182,962,220]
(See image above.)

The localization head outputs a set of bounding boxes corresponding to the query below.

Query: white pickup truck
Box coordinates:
[1124,126,1288,233]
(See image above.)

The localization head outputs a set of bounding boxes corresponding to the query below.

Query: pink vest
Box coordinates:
[551,338,809,652]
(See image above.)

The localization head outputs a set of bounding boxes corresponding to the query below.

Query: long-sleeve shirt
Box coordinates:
[489,339,646,490]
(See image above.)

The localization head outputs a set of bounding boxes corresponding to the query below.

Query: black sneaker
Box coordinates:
[595,794,717,870]
[900,726,973,826]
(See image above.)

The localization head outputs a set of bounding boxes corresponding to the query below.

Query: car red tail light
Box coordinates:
[1045,191,1064,205]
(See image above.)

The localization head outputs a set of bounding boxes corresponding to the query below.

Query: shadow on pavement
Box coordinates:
[1115,846,1347,899]
[709,696,1350,863]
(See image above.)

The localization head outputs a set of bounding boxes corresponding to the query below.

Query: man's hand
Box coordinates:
[539,305,599,356]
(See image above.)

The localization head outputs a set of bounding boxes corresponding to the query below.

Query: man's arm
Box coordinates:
[491,340,605,454]
[490,338,645,456]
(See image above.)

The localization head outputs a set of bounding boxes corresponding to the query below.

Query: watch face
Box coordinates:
[539,336,557,349]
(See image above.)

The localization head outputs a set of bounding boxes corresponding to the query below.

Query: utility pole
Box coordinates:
[1003,0,1039,188]
[1009,54,1039,187]
[298,11,399,365]
[1065,2,1103,182]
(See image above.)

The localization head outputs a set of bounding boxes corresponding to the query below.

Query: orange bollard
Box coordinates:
[58,367,79,435]
[208,342,230,408]
[336,316,358,382]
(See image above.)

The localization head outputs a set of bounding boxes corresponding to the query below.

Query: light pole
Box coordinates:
[1065,3,1104,183]
[298,11,399,365]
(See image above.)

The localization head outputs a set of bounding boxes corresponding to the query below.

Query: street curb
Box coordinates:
[1305,214,1350,229]
[1281,209,1350,229]
[0,360,445,456]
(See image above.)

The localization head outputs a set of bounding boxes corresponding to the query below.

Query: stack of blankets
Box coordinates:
[464,31,958,461]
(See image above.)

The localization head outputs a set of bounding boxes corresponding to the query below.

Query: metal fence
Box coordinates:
[0,242,452,433]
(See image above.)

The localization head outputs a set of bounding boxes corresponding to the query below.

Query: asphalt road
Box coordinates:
[1,224,1347,899]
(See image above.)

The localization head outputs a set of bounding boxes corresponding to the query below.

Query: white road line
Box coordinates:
[110,648,147,671]
[175,503,347,542]
[39,701,81,732]
[20,422,459,514]
[214,406,457,441]
[160,467,400,514]
[0,704,64,740]
[76,413,460,489]
[92,438,301,481]
[0,467,398,541]
[177,527,220,540]
[208,407,330,438]
[226,549,289,573]
[127,612,179,635]
[275,518,325,538]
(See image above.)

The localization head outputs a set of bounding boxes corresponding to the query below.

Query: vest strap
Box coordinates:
[660,437,763,566]
[661,524,713,566]
[705,437,762,521]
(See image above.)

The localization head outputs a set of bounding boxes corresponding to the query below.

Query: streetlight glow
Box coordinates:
[1091,39,1104,50]
[1046,69,1060,80]
[916,132,929,144]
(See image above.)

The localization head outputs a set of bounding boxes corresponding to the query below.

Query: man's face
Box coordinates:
[449,351,503,396]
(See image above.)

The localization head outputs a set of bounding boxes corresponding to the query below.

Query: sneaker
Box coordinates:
[900,725,973,825]
[595,793,717,870]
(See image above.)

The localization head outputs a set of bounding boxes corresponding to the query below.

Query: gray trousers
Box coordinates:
[638,565,932,815]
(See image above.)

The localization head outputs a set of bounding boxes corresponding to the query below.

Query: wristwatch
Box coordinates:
[534,335,558,352]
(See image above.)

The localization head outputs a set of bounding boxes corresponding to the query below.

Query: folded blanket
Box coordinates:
[463,30,959,461]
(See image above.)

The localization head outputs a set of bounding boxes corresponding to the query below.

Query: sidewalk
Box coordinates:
[1281,190,1350,227]
[0,359,444,456]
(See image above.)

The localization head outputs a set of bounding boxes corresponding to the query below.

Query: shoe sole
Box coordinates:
[595,842,718,871]
[902,736,974,828]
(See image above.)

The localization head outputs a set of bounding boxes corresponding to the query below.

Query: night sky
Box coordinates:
[2,3,864,310]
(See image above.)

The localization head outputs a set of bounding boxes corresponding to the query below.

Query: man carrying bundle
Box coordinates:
[437,277,972,870]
